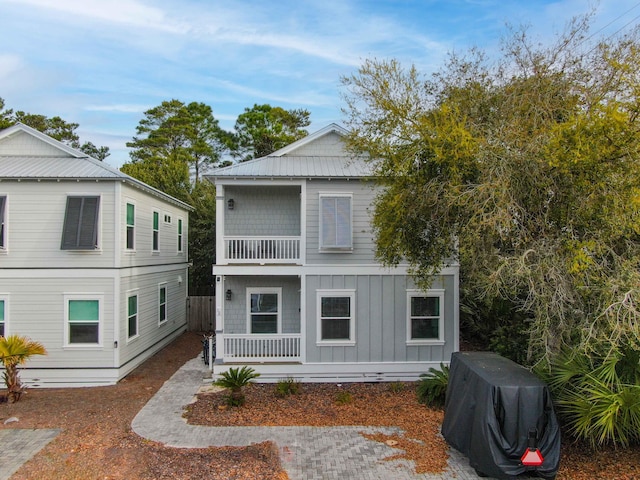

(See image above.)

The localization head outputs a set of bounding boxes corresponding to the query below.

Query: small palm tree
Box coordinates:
[214,366,260,406]
[0,335,47,403]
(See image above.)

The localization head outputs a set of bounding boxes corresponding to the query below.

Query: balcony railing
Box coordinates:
[224,236,301,263]
[222,334,301,362]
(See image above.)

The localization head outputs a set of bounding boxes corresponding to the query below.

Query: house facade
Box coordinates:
[0,123,191,387]
[207,124,459,382]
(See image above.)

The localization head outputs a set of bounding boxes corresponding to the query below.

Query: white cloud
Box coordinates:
[85,104,151,113]
[0,54,23,80]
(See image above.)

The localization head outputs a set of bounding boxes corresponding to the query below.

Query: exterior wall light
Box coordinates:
[227,199,235,210]
[225,289,232,300]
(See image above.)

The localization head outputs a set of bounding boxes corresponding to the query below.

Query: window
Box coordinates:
[66,297,100,345]
[177,218,183,253]
[163,214,171,224]
[158,284,167,324]
[0,196,6,250]
[126,203,135,250]
[319,194,352,250]
[407,290,445,344]
[317,290,355,344]
[152,211,159,251]
[247,288,281,334]
[61,196,99,250]
[0,298,6,336]
[127,293,138,339]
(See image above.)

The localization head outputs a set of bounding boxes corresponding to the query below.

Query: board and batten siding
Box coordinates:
[304,274,456,364]
[119,184,189,268]
[0,181,117,269]
[0,129,63,156]
[117,266,188,369]
[305,180,377,265]
[284,131,345,156]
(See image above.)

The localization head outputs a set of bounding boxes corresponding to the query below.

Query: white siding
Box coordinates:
[284,132,346,157]
[0,130,64,156]
[0,181,117,268]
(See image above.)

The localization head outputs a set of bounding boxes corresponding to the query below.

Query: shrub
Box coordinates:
[335,390,353,404]
[544,346,640,448]
[417,363,449,408]
[214,366,260,407]
[275,377,301,397]
[388,381,406,393]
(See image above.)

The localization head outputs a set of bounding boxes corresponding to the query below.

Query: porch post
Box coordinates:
[214,275,224,366]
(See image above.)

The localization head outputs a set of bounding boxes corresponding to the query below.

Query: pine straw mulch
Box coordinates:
[0,332,287,480]
[185,382,449,474]
[185,381,640,480]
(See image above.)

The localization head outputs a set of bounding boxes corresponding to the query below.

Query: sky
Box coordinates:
[2,0,640,168]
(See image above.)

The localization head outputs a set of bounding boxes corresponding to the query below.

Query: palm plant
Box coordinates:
[545,347,640,447]
[0,335,47,403]
[214,366,260,406]
[417,363,450,407]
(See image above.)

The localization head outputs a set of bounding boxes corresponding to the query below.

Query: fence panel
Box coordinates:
[187,296,215,332]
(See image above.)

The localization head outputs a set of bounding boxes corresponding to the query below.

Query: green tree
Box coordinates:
[230,104,310,161]
[188,180,217,296]
[341,16,640,366]
[0,97,110,160]
[0,335,47,403]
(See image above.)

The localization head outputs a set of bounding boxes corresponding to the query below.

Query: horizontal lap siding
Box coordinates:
[120,185,189,268]
[0,182,117,268]
[305,274,456,365]
[0,276,115,368]
[118,267,188,367]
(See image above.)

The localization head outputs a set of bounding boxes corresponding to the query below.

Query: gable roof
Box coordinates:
[208,123,373,179]
[0,123,191,210]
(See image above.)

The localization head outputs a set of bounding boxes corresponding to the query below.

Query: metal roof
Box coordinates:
[208,155,373,179]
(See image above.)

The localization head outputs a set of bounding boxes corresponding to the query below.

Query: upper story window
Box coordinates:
[152,211,160,252]
[177,218,183,253]
[61,196,99,250]
[406,290,445,345]
[126,203,135,250]
[247,288,281,334]
[319,194,352,251]
[0,196,6,250]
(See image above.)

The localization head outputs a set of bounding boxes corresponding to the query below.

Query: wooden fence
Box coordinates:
[187,296,215,332]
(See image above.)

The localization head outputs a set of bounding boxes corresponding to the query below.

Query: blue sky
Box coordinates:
[2,0,640,168]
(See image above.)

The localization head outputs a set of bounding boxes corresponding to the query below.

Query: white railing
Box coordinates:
[222,334,301,362]
[224,236,301,263]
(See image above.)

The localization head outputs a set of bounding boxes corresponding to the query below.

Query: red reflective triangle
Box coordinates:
[521,448,544,466]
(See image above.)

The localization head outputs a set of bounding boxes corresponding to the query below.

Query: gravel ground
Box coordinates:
[1,331,638,479]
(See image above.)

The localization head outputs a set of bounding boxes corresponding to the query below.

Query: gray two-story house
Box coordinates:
[207,124,459,382]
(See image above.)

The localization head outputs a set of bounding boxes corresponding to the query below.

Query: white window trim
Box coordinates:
[152,209,160,253]
[0,195,8,254]
[158,283,168,326]
[163,212,172,224]
[125,200,136,252]
[318,193,353,252]
[406,289,445,345]
[246,287,282,334]
[63,294,104,348]
[177,217,184,254]
[126,290,140,342]
[0,294,8,337]
[316,289,356,346]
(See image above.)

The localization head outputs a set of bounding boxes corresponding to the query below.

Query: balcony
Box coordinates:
[224,236,301,264]
[221,334,301,362]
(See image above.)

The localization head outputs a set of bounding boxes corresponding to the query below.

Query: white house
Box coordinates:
[207,124,459,382]
[0,123,191,387]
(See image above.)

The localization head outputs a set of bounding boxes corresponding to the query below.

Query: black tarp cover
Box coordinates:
[441,352,560,479]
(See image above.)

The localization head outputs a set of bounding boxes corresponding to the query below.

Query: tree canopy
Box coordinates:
[229,104,310,161]
[341,16,640,365]
[0,97,110,160]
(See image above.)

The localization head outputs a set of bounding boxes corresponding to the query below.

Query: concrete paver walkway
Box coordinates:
[0,428,59,480]
[132,356,490,480]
